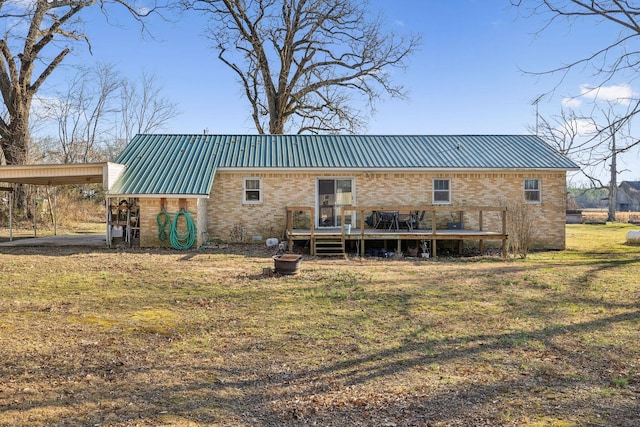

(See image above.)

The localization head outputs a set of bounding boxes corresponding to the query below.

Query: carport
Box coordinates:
[0,162,125,243]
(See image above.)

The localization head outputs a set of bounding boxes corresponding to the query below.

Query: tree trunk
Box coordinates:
[608,133,617,223]
[269,119,284,135]
[1,114,31,215]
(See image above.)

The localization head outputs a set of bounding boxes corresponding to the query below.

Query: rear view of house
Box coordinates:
[106,134,579,254]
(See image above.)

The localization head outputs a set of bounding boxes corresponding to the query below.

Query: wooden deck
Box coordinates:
[285,206,508,257]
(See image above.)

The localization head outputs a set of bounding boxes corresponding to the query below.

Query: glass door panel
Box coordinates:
[318,179,335,226]
[317,179,353,227]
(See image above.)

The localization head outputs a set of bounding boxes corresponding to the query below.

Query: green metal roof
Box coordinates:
[108,134,580,196]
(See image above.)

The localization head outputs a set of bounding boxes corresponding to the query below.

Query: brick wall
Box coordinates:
[207,172,312,243]
[207,170,568,250]
[138,197,203,248]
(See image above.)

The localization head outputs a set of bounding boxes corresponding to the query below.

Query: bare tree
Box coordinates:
[512,0,640,156]
[534,107,583,156]
[505,199,536,258]
[584,103,634,221]
[608,128,618,221]
[537,100,635,221]
[113,71,180,154]
[184,0,421,134]
[34,65,180,163]
[38,64,123,163]
[0,0,169,211]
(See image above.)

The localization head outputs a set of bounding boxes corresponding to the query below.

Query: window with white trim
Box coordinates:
[524,179,541,203]
[433,179,451,204]
[243,177,262,203]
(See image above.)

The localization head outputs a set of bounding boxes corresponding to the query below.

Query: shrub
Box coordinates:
[505,201,535,259]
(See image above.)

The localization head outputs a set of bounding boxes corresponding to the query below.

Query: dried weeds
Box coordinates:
[0,225,639,426]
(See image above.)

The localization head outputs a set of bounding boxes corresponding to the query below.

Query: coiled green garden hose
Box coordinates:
[157,211,171,244]
[157,210,196,250]
[170,210,197,250]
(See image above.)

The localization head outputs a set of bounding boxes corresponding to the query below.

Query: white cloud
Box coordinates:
[31,95,65,121]
[561,83,636,111]
[579,83,636,105]
[562,97,582,109]
[573,118,597,136]
[557,117,597,138]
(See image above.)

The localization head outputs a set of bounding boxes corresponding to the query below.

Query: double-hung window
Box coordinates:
[524,179,541,203]
[433,179,451,204]
[243,177,262,203]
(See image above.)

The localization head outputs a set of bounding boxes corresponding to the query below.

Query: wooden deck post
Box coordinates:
[459,210,464,255]
[360,208,366,257]
[310,208,316,256]
[431,210,437,257]
[502,208,508,258]
[479,210,484,254]
[286,208,293,253]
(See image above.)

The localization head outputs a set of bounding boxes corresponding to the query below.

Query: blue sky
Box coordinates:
[40,0,640,183]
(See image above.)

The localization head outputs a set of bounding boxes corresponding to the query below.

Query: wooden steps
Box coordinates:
[313,235,345,257]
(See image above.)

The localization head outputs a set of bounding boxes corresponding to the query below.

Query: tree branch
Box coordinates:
[192,0,420,134]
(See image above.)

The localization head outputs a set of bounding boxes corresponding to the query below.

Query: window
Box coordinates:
[243,178,262,203]
[433,179,451,204]
[524,179,540,203]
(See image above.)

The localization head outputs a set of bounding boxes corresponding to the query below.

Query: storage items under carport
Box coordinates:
[107,198,139,247]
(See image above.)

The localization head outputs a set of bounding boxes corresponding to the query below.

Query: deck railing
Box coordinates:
[340,205,507,236]
[285,205,508,257]
[285,205,315,239]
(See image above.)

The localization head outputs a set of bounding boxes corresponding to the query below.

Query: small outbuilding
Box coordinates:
[617,181,640,212]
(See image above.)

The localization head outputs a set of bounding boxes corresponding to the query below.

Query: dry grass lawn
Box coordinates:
[0,224,639,426]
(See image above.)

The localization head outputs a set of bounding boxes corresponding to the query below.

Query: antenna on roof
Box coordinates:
[532,94,544,136]
[203,128,209,135]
